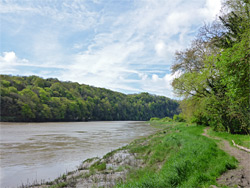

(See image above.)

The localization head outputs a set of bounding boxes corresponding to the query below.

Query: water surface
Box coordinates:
[0,121,156,187]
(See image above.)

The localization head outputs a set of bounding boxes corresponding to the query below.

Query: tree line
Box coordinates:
[171,0,249,134]
[0,75,179,122]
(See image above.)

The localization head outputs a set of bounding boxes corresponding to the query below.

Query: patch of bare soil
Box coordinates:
[203,127,250,188]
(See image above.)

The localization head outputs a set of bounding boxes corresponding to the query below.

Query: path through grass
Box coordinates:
[207,129,250,149]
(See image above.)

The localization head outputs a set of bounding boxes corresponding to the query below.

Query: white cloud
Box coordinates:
[0,51,66,76]
[0,51,28,65]
[0,2,38,14]
[200,0,222,21]
[0,0,99,30]
[155,41,167,57]
[152,74,159,82]
[62,0,221,96]
[0,52,26,74]
[1,51,17,63]
[60,41,144,91]
[73,43,84,49]
[139,70,182,98]
[1,0,222,98]
[31,31,66,67]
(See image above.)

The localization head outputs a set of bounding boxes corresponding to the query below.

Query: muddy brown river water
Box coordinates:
[0,121,156,188]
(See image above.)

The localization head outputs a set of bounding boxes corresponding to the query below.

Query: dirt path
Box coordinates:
[203,127,250,188]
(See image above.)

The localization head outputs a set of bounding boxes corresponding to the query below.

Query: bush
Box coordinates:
[160,117,173,122]
[173,114,186,122]
[150,117,160,121]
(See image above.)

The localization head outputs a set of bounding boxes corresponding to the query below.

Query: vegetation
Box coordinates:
[208,128,250,149]
[171,0,250,134]
[150,115,185,123]
[116,122,237,187]
[2,1,249,188]
[90,161,107,171]
[0,75,179,122]
[173,114,185,122]
[33,122,242,188]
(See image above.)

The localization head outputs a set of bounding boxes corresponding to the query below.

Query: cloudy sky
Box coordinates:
[0,0,221,98]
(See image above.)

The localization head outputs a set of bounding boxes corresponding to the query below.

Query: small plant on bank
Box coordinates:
[48,182,68,188]
[90,161,107,171]
[173,114,186,122]
[160,117,173,122]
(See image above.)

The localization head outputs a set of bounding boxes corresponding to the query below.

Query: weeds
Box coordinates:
[48,182,67,188]
[90,161,107,171]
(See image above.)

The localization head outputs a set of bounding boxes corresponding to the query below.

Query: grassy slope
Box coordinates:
[117,122,238,188]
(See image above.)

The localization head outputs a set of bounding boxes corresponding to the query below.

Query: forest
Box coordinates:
[0,75,179,122]
[171,0,250,134]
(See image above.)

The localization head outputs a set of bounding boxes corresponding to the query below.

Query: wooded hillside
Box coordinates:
[0,75,179,122]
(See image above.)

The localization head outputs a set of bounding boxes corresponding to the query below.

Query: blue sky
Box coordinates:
[0,0,221,98]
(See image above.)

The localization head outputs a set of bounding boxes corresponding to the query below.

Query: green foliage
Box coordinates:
[150,116,173,123]
[149,117,160,121]
[90,161,106,171]
[1,80,10,87]
[208,128,250,149]
[171,0,250,134]
[0,75,179,122]
[117,123,237,187]
[173,114,185,122]
[21,104,35,119]
[216,30,250,133]
[48,182,68,188]
[160,117,173,122]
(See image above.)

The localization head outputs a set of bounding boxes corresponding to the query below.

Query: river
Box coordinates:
[0,121,156,188]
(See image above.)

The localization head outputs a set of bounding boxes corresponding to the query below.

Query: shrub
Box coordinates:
[173,114,186,122]
[160,117,173,122]
[150,117,160,121]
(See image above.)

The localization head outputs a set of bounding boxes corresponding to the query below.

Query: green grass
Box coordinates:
[48,182,68,188]
[116,123,237,188]
[82,157,99,164]
[90,161,107,171]
[149,121,180,128]
[208,129,250,149]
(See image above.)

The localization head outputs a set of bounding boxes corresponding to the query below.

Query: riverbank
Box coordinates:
[25,122,250,188]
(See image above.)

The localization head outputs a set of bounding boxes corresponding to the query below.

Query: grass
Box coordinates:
[149,121,179,128]
[207,129,250,149]
[82,157,99,164]
[48,182,67,188]
[116,122,238,188]
[90,161,107,171]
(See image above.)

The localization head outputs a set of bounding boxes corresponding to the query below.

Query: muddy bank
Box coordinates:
[23,148,144,188]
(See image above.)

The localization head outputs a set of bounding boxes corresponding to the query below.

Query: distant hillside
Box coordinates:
[0,75,179,122]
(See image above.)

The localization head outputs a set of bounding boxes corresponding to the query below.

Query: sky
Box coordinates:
[0,0,221,98]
